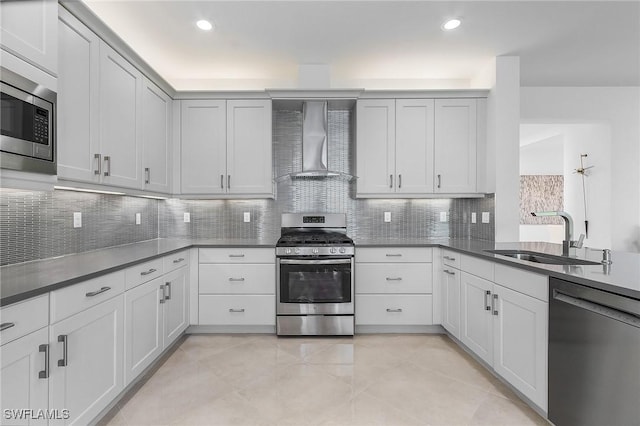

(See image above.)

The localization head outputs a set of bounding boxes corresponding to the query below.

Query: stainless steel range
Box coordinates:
[276,213,354,336]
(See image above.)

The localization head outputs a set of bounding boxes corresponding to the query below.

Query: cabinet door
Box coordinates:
[141,78,171,193]
[57,9,100,183]
[0,328,49,426]
[395,99,435,194]
[434,99,477,193]
[180,100,226,194]
[460,272,493,365]
[124,279,163,386]
[493,284,548,412]
[356,99,396,195]
[226,100,272,195]
[99,42,143,189]
[162,268,188,348]
[441,267,461,339]
[49,296,124,426]
[0,0,57,75]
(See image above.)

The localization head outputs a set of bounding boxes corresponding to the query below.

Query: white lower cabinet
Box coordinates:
[48,295,124,426]
[1,327,50,426]
[441,264,461,338]
[355,295,432,325]
[199,295,275,325]
[162,268,188,345]
[460,272,493,365]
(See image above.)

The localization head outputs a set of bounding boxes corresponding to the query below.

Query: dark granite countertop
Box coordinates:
[1,237,638,306]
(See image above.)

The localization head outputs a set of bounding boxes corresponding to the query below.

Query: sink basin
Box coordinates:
[485,250,601,266]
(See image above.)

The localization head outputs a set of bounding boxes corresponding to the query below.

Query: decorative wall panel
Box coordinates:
[520,175,564,224]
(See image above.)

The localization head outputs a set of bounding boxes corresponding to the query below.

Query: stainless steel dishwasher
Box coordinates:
[549,277,640,426]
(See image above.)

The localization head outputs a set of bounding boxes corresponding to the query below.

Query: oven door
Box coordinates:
[277,257,354,315]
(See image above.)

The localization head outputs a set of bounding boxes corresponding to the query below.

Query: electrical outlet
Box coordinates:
[471,212,477,224]
[482,212,490,223]
[135,213,141,225]
[384,212,391,222]
[73,212,82,228]
[440,212,448,222]
[183,212,191,223]
[243,212,251,223]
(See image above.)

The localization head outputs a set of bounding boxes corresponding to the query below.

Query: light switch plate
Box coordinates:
[135,213,141,225]
[440,212,448,222]
[73,212,82,228]
[244,212,251,223]
[183,212,191,223]
[384,212,391,222]
[482,212,490,223]
[471,212,477,224]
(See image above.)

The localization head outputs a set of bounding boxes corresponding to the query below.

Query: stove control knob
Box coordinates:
[285,248,292,255]
[312,248,319,254]
[294,248,301,254]
[330,248,337,254]
[339,247,346,254]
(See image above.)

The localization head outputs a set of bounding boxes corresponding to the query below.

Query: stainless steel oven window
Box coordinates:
[279,258,352,304]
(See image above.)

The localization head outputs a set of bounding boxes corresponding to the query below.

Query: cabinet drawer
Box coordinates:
[460,254,494,281]
[356,295,433,325]
[355,263,432,294]
[199,264,275,294]
[199,295,275,325]
[50,271,125,323]
[125,258,164,290]
[0,294,49,346]
[442,250,461,268]
[163,250,190,273]
[199,248,274,264]
[356,247,432,263]
[494,264,548,302]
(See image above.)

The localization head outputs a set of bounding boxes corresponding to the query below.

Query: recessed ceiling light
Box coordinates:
[196,20,213,31]
[442,18,462,31]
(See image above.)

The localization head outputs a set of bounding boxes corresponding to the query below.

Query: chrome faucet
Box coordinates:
[531,211,585,256]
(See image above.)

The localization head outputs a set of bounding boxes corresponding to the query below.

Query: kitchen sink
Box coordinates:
[485,250,601,266]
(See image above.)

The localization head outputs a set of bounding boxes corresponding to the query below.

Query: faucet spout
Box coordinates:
[531,211,579,256]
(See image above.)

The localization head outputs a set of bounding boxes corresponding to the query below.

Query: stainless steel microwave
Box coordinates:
[0,67,56,175]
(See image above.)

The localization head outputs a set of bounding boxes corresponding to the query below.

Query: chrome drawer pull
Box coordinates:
[485,290,492,311]
[145,167,150,184]
[398,174,402,189]
[389,174,393,189]
[85,286,111,297]
[492,294,499,316]
[165,282,172,301]
[443,255,456,261]
[0,322,15,331]
[229,278,245,282]
[386,308,403,313]
[229,308,245,313]
[443,270,456,275]
[103,155,111,177]
[160,285,166,304]
[229,254,245,258]
[58,335,68,367]
[94,154,102,175]
[172,258,185,264]
[437,174,441,189]
[141,268,157,276]
[385,254,402,257]
[220,174,224,189]
[386,277,402,281]
[39,344,49,379]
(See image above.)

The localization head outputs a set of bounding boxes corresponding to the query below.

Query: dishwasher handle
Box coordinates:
[553,290,640,328]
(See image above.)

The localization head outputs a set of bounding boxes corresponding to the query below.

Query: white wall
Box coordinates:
[520,133,564,175]
[521,87,640,252]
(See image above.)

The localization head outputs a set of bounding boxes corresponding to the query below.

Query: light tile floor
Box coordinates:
[104,334,548,426]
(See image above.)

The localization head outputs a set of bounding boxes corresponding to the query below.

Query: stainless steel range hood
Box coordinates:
[290,101,338,177]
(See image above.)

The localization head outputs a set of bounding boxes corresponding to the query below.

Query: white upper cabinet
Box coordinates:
[57,9,100,183]
[180,99,273,197]
[142,78,171,193]
[434,98,477,193]
[356,99,396,195]
[396,99,435,194]
[99,42,143,189]
[0,0,58,76]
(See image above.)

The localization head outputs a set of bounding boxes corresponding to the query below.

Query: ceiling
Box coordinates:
[81,0,640,91]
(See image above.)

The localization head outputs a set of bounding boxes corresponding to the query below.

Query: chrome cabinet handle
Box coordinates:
[160,285,166,304]
[389,174,393,189]
[443,270,456,275]
[165,282,171,300]
[386,308,403,313]
[0,322,15,332]
[443,255,456,261]
[85,286,111,297]
[229,308,245,313]
[398,174,402,189]
[228,277,245,282]
[385,254,402,257]
[172,258,185,264]
[141,268,157,276]
[229,254,245,258]
[145,167,150,184]
[485,290,492,311]
[227,175,231,190]
[492,294,499,316]
[386,277,402,281]
[103,156,111,177]
[94,154,102,175]
[220,174,224,189]
[39,344,49,379]
[437,174,441,189]
[57,335,68,367]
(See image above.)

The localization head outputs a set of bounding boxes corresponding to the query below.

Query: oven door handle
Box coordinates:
[279,258,352,265]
